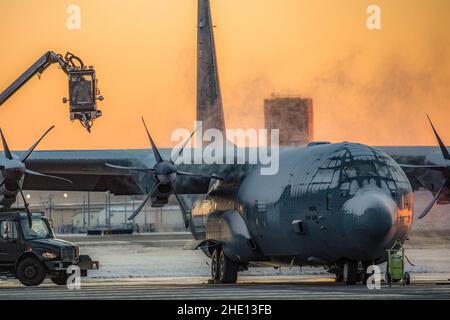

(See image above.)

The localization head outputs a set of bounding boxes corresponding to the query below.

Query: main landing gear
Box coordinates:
[335,261,371,285]
[210,247,238,284]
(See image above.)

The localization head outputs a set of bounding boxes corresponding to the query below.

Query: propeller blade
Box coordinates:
[399,164,446,170]
[105,163,155,173]
[20,126,55,162]
[427,115,450,160]
[177,171,224,181]
[18,187,32,227]
[171,126,199,164]
[141,117,163,163]
[418,182,446,219]
[128,182,159,221]
[172,187,189,229]
[25,169,73,184]
[0,128,13,160]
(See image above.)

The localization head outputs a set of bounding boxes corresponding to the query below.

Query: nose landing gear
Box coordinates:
[334,261,371,285]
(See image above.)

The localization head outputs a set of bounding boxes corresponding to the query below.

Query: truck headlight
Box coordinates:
[42,251,57,259]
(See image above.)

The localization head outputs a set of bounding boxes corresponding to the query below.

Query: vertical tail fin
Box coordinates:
[197,0,225,133]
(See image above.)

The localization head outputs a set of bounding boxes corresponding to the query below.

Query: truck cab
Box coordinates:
[0,210,98,286]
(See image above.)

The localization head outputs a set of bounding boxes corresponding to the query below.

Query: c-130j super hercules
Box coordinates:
[0,0,448,286]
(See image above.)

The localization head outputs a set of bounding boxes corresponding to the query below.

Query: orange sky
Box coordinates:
[0,0,449,150]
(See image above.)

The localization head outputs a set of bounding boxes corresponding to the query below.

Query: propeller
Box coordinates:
[106,117,222,228]
[0,126,72,226]
[399,115,450,219]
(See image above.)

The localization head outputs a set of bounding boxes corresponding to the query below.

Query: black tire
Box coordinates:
[404,272,411,285]
[343,261,357,285]
[16,257,46,287]
[218,250,238,284]
[361,272,369,285]
[211,248,221,281]
[385,272,392,287]
[51,271,70,286]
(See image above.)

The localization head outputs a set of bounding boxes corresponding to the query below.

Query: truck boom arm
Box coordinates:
[0,51,102,132]
[0,51,73,106]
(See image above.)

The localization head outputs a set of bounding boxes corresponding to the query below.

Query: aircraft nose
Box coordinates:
[342,188,397,258]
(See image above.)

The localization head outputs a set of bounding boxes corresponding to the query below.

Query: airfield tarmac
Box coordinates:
[0,191,449,299]
[0,228,449,299]
[0,276,450,300]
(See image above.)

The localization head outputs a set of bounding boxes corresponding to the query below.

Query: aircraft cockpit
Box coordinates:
[335,145,411,202]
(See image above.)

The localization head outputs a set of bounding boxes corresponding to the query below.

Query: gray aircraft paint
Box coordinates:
[191,142,413,266]
[196,0,225,134]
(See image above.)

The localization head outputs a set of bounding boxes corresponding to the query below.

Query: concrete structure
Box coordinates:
[264,96,313,146]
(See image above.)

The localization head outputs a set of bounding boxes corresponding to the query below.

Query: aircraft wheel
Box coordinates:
[16,257,46,287]
[385,272,392,287]
[404,272,411,285]
[361,272,370,285]
[218,250,238,284]
[360,262,371,285]
[343,261,358,285]
[211,247,221,281]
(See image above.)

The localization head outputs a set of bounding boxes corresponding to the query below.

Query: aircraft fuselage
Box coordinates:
[193,142,413,267]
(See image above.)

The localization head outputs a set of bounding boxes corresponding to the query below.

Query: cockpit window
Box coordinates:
[343,166,357,178]
[291,143,410,197]
[342,162,377,178]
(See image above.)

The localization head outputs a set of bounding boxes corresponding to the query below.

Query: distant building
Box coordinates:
[264,95,313,146]
[71,205,184,233]
[15,190,184,234]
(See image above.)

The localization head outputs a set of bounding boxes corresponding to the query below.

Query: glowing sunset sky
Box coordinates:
[0,0,449,149]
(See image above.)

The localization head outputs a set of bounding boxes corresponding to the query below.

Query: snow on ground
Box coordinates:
[71,190,450,279]
[78,235,450,279]
[81,244,319,279]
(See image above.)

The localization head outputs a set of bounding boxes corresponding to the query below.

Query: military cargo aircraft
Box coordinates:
[0,0,447,285]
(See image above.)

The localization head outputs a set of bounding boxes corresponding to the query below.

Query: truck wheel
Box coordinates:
[211,248,221,281]
[17,257,46,286]
[51,271,70,286]
[218,250,238,284]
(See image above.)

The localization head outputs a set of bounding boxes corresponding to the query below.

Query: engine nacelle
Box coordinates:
[0,183,19,207]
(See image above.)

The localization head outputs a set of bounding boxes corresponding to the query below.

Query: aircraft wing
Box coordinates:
[378,146,446,194]
[19,149,250,195]
[19,149,202,195]
[18,146,445,194]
